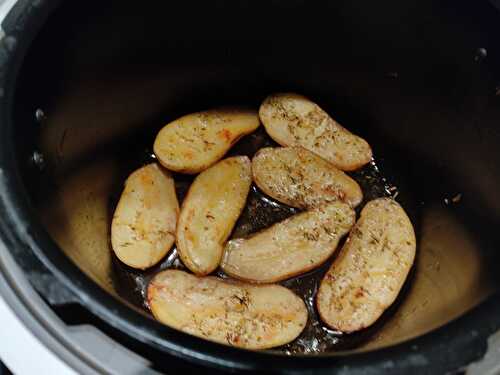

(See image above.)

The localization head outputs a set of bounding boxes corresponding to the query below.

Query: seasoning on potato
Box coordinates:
[221,201,355,283]
[111,163,179,269]
[259,93,372,171]
[176,156,252,275]
[153,108,260,174]
[252,146,363,209]
[147,269,308,349]
[317,198,416,333]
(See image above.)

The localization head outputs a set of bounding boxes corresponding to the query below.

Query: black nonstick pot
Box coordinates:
[2,0,500,373]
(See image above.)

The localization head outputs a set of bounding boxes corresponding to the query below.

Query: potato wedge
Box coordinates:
[252,146,363,209]
[317,198,416,333]
[259,93,372,171]
[111,163,179,269]
[154,108,260,174]
[221,202,355,283]
[176,156,252,275]
[148,270,307,349]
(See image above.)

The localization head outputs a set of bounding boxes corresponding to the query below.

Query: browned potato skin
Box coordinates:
[317,198,416,333]
[147,270,308,349]
[252,146,363,209]
[221,202,355,283]
[176,156,252,275]
[153,108,260,174]
[259,93,372,171]
[111,163,179,269]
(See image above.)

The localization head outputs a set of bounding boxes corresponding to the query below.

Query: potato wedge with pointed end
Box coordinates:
[111,163,179,269]
[153,108,260,174]
[317,198,416,333]
[176,156,252,275]
[252,146,363,209]
[147,270,307,349]
[259,93,372,171]
[221,202,355,283]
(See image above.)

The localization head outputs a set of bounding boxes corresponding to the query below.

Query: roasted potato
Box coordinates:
[259,93,372,171]
[154,108,260,174]
[176,156,252,275]
[252,146,363,209]
[317,198,416,333]
[111,163,179,269]
[221,202,355,283]
[148,269,308,349]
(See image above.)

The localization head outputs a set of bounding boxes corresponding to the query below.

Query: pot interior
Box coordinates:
[12,0,500,355]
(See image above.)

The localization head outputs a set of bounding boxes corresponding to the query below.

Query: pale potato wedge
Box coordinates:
[176,156,252,275]
[252,146,363,209]
[259,93,372,171]
[111,163,179,269]
[153,108,260,174]
[317,198,416,333]
[148,270,307,349]
[221,202,355,283]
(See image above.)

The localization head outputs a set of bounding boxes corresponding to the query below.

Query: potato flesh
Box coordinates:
[154,108,260,174]
[259,93,372,171]
[221,202,355,283]
[111,163,179,269]
[317,198,416,333]
[147,270,308,349]
[176,156,252,275]
[252,146,363,209]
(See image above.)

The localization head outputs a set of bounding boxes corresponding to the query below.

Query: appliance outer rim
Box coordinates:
[0,0,500,373]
